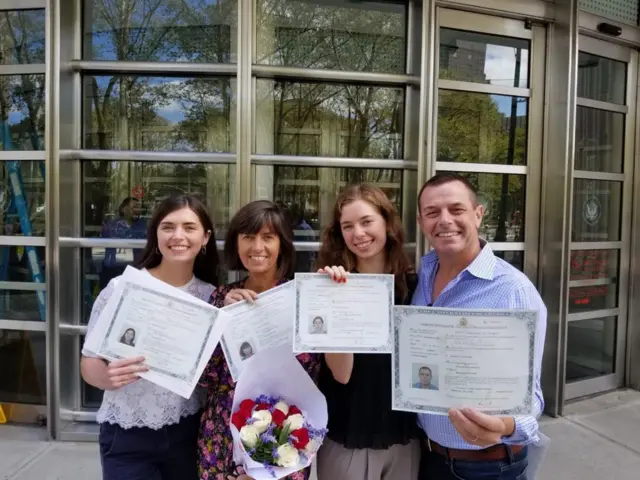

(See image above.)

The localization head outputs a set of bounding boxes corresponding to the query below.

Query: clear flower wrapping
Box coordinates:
[230,346,328,479]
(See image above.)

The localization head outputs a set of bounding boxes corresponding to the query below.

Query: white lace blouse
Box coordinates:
[82,271,215,430]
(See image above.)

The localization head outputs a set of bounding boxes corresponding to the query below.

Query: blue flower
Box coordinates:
[261,431,277,444]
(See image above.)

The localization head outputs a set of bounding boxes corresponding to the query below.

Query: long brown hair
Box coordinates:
[317,184,413,301]
[136,195,219,286]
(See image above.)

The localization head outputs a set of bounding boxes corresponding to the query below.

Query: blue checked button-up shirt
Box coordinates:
[412,242,547,449]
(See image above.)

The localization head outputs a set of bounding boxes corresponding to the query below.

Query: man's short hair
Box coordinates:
[417,173,479,211]
[419,366,432,375]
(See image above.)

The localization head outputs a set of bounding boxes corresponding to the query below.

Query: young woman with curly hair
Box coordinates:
[314,184,421,480]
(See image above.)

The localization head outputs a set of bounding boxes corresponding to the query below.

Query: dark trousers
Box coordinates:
[419,445,528,480]
[99,413,200,480]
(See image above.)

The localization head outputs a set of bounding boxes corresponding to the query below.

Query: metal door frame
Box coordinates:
[433,8,546,284]
[565,36,637,399]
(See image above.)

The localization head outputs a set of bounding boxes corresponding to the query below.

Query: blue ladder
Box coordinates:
[0,123,46,321]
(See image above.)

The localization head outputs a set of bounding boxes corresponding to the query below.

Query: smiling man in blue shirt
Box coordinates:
[413,173,547,480]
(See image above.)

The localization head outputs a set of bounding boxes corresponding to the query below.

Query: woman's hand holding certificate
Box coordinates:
[293,271,395,353]
[104,356,149,390]
[83,266,231,399]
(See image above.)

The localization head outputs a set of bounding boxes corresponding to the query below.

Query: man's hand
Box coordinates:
[448,408,515,448]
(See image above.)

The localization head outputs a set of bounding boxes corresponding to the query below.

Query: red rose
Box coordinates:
[290,428,310,449]
[239,399,255,414]
[231,411,247,430]
[288,405,302,417]
[256,403,271,411]
[272,409,286,427]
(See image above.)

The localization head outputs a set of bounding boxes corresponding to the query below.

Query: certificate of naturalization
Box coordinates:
[392,306,538,416]
[83,266,230,399]
[220,281,295,382]
[293,272,395,353]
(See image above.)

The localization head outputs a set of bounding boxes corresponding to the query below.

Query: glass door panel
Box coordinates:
[565,37,636,399]
[435,9,544,280]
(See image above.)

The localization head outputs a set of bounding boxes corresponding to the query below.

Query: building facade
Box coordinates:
[0,0,639,440]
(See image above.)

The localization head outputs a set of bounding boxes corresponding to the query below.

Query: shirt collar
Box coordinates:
[421,240,496,281]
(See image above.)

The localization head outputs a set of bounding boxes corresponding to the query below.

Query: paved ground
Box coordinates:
[2,389,640,480]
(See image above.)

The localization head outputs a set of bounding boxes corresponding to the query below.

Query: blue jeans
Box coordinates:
[99,413,200,480]
[419,445,528,480]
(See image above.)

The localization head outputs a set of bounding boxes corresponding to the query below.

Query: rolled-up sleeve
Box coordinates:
[501,282,547,445]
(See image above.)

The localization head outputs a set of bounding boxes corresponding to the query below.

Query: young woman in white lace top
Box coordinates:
[81,195,219,480]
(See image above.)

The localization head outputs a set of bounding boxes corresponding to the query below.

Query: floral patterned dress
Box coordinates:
[198,278,321,480]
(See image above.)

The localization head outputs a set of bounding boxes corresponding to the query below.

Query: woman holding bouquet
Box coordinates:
[81,195,220,480]
[198,200,320,480]
[315,184,421,480]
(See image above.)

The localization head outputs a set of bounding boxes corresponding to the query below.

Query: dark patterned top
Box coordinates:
[317,272,421,449]
[197,278,321,480]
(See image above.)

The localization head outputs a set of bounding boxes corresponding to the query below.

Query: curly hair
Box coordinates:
[317,183,413,302]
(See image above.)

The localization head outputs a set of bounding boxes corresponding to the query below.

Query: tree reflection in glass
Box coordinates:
[256,0,406,73]
[85,0,236,63]
[257,80,403,159]
[0,10,45,65]
[84,76,235,152]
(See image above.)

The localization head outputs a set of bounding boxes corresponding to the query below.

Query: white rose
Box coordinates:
[239,425,260,449]
[276,443,300,468]
[251,409,272,434]
[304,438,320,455]
[283,413,304,431]
[274,400,289,415]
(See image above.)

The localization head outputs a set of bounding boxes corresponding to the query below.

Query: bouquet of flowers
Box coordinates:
[232,396,324,470]
[230,346,328,479]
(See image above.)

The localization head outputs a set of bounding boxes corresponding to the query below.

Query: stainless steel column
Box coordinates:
[415,0,437,263]
[538,0,579,417]
[45,0,61,440]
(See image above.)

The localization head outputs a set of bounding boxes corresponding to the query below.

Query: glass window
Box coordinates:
[0,75,45,151]
[494,251,524,272]
[83,161,234,239]
[0,329,46,404]
[256,0,406,73]
[83,76,236,152]
[82,378,103,408]
[254,165,416,272]
[0,161,46,236]
[578,52,626,105]
[437,91,528,165]
[256,80,404,159]
[0,285,46,322]
[572,179,622,242]
[566,316,616,382]
[82,247,229,324]
[575,107,624,173]
[569,283,618,313]
[570,249,619,282]
[439,29,529,88]
[84,0,237,63]
[0,10,45,65]
[440,171,525,243]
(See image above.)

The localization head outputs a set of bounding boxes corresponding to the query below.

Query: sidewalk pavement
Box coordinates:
[2,389,640,480]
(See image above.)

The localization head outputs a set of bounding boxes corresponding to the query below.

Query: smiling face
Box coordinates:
[237,224,281,277]
[340,199,387,263]
[418,180,484,257]
[156,207,210,265]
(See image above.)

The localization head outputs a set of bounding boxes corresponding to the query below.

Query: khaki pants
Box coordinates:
[316,437,420,480]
